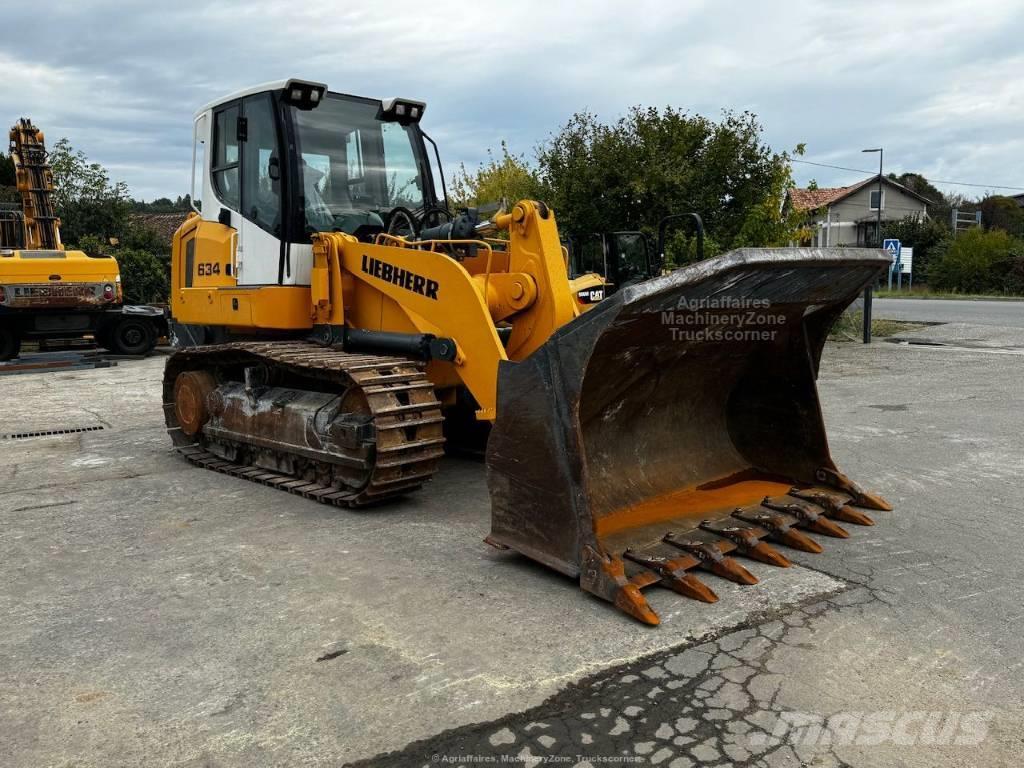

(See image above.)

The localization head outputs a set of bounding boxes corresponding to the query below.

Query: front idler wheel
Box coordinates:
[173,370,218,438]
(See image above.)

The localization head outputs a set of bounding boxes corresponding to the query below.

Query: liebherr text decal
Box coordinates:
[361,255,439,300]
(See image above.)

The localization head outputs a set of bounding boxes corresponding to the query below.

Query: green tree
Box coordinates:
[48,138,133,245]
[114,248,169,304]
[0,152,15,187]
[536,107,800,257]
[131,194,192,213]
[928,228,1024,295]
[887,172,955,228]
[48,139,171,301]
[450,142,543,210]
[978,195,1024,237]
[77,233,168,304]
[881,216,950,280]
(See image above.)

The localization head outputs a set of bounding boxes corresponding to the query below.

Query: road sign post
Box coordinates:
[883,239,901,291]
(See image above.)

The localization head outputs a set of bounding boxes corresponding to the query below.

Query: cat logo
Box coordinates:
[576,287,605,304]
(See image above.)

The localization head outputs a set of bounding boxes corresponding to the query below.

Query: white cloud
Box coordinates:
[2,0,1021,200]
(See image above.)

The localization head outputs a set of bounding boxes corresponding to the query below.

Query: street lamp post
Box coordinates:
[861,148,883,343]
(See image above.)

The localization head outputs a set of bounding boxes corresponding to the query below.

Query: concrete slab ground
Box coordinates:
[0,354,842,766]
[2,329,1022,767]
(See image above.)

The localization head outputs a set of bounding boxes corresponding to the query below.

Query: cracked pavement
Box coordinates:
[1,326,1023,767]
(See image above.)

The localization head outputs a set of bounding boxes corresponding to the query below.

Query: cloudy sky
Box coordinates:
[3,0,1022,202]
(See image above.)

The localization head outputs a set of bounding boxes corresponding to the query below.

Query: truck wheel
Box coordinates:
[0,327,21,361]
[108,317,156,356]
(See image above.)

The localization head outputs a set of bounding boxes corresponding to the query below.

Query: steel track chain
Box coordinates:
[163,341,446,506]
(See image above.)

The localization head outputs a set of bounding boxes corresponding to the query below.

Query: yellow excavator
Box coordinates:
[0,119,164,360]
[165,79,891,624]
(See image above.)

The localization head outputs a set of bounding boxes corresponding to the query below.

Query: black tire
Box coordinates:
[0,326,21,361]
[107,317,156,356]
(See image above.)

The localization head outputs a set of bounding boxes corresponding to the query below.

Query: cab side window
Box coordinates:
[240,94,281,234]
[212,104,240,210]
[579,237,606,277]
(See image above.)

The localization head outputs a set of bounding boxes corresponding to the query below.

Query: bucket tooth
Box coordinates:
[581,547,661,625]
[663,571,720,603]
[615,583,662,626]
[732,507,824,553]
[814,467,892,511]
[762,497,850,538]
[789,487,875,526]
[831,505,875,527]
[624,550,719,603]
[698,520,793,568]
[662,534,758,585]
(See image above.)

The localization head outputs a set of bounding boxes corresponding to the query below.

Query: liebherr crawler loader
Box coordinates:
[165,79,891,624]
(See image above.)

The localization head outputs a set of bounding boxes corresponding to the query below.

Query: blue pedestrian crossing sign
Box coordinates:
[883,238,901,260]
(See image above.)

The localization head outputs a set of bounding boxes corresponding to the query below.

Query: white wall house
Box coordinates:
[786,175,931,247]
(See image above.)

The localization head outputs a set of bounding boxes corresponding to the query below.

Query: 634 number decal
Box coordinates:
[197,263,221,276]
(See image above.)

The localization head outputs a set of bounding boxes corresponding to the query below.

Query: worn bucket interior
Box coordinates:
[486,248,890,619]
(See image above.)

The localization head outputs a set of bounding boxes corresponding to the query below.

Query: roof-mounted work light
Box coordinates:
[380,98,426,124]
[282,79,327,110]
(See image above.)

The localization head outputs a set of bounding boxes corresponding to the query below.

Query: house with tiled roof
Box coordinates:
[785,174,931,247]
[130,212,190,246]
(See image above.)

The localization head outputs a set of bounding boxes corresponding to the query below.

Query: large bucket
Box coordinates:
[486,247,892,624]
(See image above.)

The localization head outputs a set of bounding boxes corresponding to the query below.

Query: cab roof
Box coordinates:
[193,79,423,119]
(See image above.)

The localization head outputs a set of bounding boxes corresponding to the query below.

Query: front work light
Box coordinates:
[380,98,426,124]
[282,79,328,110]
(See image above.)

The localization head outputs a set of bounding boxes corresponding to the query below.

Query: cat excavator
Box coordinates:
[165,79,891,624]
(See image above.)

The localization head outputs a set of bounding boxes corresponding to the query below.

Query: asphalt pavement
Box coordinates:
[873,297,1024,327]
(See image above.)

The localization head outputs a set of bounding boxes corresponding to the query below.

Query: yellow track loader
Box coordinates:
[165,79,891,624]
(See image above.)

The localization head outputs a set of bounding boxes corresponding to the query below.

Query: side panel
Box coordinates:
[173,217,236,293]
[172,215,310,330]
[173,284,313,330]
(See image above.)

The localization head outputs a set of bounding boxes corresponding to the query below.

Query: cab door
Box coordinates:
[208,95,284,287]
[236,92,284,286]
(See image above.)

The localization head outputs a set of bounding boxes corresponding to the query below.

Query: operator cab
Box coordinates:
[191,79,449,286]
[569,231,655,294]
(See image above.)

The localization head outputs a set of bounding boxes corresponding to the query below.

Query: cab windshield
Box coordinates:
[291,94,427,234]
